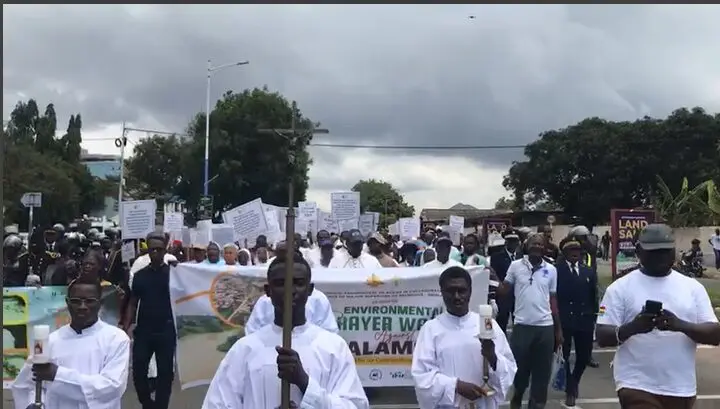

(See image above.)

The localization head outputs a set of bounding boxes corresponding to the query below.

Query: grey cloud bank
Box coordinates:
[4,4,720,200]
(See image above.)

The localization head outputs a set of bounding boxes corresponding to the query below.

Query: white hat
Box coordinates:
[570,225,590,237]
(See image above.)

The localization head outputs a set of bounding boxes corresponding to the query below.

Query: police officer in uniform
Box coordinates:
[567,225,600,368]
[3,235,29,286]
[556,240,598,406]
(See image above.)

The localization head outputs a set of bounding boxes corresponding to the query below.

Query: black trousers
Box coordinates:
[496,292,515,333]
[510,324,555,409]
[132,328,176,409]
[562,327,593,397]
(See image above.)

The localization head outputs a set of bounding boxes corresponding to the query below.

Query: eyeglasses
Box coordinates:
[66,297,100,307]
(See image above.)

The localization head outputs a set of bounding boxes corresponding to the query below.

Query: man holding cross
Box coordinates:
[201,251,368,409]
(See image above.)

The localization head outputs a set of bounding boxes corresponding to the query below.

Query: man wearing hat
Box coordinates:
[556,240,598,407]
[329,229,382,268]
[423,236,462,269]
[596,224,720,408]
[306,230,337,268]
[490,230,521,333]
[567,225,601,368]
[367,232,399,267]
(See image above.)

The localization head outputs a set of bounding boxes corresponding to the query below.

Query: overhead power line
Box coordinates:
[81,129,718,151]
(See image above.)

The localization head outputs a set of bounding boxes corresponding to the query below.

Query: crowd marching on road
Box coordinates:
[3,220,720,409]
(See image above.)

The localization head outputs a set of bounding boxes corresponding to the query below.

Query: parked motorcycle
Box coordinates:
[677,252,705,278]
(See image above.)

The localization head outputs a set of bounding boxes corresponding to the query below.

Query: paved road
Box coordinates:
[5,346,715,408]
[4,265,718,408]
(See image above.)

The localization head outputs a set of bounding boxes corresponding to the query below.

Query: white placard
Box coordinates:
[398,217,420,240]
[367,212,381,232]
[330,191,360,221]
[120,199,157,240]
[222,199,269,244]
[121,241,136,262]
[316,211,339,233]
[211,224,235,247]
[338,218,359,232]
[181,227,191,247]
[389,221,399,236]
[358,214,375,237]
[263,204,283,243]
[448,215,465,246]
[298,201,317,220]
[163,212,184,233]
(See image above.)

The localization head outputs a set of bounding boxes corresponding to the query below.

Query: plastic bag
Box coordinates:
[551,348,566,392]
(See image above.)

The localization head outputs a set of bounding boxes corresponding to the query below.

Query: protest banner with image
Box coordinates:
[170,264,488,389]
[2,285,119,388]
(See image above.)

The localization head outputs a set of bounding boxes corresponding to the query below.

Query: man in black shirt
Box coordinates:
[120,231,176,409]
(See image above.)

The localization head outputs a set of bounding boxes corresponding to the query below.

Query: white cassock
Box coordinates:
[244,289,339,335]
[201,323,369,409]
[305,248,337,269]
[411,312,516,409]
[328,252,382,269]
[11,320,130,409]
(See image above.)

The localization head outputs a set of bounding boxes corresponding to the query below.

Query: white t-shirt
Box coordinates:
[710,234,720,250]
[597,269,718,397]
[504,258,557,327]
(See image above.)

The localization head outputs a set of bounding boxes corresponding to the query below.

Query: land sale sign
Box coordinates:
[169,264,488,388]
[610,209,656,279]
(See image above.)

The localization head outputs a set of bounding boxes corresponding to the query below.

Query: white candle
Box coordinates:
[477,304,494,339]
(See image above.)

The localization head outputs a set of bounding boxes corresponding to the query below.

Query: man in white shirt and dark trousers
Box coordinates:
[596,224,720,408]
[499,234,563,409]
[709,227,720,272]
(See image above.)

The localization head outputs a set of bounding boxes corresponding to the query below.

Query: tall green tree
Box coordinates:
[503,107,720,227]
[351,179,414,227]
[494,196,516,210]
[2,100,106,229]
[125,87,318,216]
[124,134,185,201]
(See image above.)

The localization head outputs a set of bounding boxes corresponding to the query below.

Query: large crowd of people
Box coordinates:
[4,221,719,409]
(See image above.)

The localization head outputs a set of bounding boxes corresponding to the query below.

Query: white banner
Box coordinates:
[170,264,488,389]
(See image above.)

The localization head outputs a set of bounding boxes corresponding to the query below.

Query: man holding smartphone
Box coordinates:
[595,224,720,409]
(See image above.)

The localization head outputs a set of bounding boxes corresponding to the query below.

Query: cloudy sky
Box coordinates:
[4,5,720,212]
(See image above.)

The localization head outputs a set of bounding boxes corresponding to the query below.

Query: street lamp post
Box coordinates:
[204,59,249,196]
[258,101,329,409]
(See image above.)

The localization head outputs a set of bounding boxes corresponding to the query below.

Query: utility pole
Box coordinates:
[115,123,129,219]
[205,58,249,197]
[257,101,329,409]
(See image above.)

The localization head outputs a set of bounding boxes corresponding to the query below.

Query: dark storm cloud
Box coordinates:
[4,4,720,168]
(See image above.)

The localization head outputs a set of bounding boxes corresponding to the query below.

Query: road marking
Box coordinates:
[590,345,715,353]
[369,395,720,409]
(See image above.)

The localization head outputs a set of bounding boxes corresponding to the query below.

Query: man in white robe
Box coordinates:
[202,251,369,409]
[329,229,382,269]
[11,276,130,409]
[412,266,516,409]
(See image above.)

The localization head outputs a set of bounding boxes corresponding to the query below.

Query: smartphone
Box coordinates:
[644,300,663,316]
